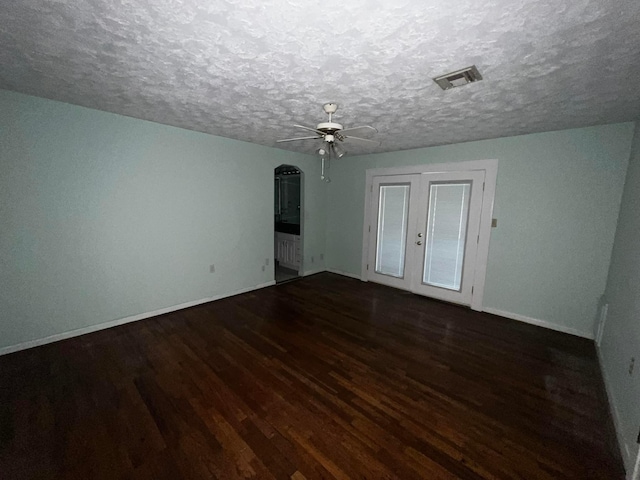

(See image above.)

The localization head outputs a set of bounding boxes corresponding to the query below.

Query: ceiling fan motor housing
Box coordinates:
[316,122,343,135]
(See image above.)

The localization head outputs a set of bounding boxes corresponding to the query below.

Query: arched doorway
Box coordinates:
[274,165,303,283]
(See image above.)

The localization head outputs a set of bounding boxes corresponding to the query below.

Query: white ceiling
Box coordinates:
[1,0,639,156]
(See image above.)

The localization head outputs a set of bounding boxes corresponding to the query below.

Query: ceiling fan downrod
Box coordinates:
[323,103,338,124]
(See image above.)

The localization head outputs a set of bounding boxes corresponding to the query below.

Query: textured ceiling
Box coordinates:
[1,0,639,156]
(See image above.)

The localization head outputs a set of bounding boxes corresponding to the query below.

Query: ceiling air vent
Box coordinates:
[433,65,483,90]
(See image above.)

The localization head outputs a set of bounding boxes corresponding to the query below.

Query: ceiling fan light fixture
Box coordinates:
[332,143,346,158]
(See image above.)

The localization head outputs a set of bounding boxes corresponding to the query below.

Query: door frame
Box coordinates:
[361,159,498,311]
[274,164,304,278]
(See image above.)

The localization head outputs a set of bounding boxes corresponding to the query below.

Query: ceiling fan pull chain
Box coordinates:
[321,156,331,183]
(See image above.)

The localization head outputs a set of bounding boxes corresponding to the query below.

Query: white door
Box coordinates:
[411,171,484,305]
[367,175,420,290]
[367,170,485,307]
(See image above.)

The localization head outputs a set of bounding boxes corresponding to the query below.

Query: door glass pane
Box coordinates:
[375,184,410,277]
[423,183,471,290]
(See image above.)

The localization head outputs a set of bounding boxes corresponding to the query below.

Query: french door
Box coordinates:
[367,170,485,306]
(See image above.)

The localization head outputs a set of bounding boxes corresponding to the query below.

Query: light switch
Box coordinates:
[491,218,498,228]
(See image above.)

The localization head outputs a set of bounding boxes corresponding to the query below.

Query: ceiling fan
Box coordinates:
[277,103,379,181]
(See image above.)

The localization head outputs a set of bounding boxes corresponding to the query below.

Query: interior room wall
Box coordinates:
[599,121,640,476]
[325,123,634,338]
[0,90,326,352]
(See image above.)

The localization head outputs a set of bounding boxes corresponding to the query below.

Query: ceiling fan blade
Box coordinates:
[294,124,326,135]
[276,135,323,143]
[338,125,377,137]
[344,136,380,146]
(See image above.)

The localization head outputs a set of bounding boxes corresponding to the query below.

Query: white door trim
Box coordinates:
[361,159,498,311]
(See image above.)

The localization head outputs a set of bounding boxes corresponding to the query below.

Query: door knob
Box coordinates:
[416,241,423,245]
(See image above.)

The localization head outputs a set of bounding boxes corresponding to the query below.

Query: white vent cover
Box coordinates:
[433,65,483,90]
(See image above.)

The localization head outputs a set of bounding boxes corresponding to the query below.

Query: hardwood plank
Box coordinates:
[0,273,624,479]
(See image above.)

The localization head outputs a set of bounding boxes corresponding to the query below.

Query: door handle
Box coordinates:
[416,241,423,245]
[417,233,423,237]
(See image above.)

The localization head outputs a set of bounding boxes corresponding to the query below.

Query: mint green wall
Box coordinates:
[0,90,326,350]
[600,122,640,474]
[326,124,634,337]
[0,87,634,361]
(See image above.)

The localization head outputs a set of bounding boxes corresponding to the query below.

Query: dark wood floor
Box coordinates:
[0,273,624,479]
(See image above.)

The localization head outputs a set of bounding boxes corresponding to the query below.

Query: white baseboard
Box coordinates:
[596,345,634,478]
[302,267,326,277]
[483,307,593,339]
[326,268,362,280]
[0,280,276,357]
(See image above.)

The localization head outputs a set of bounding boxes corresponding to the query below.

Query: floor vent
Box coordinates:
[433,65,483,90]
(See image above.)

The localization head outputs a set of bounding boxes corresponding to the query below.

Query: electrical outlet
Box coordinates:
[320,253,324,260]
[311,256,314,263]
[265,258,269,266]
[261,265,265,272]
[209,264,215,273]
[629,357,635,376]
